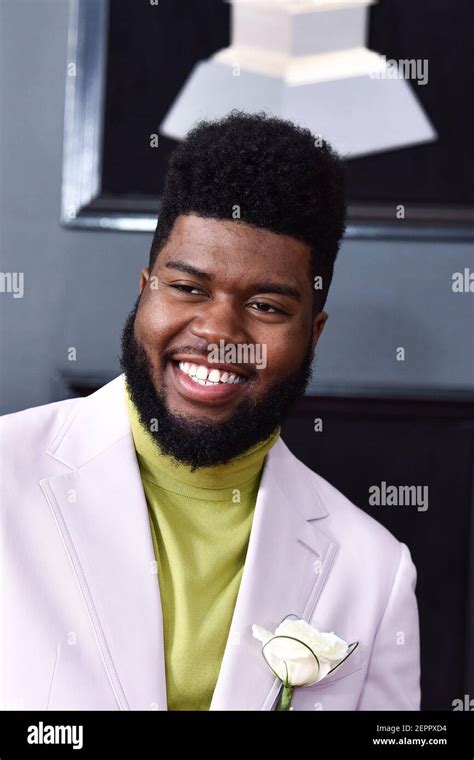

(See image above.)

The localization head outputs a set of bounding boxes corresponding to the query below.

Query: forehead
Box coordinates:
[157,213,312,282]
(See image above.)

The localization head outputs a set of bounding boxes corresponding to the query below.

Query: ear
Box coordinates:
[311,310,328,355]
[139,267,150,294]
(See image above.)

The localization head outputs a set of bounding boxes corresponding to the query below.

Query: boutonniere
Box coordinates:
[252,616,359,711]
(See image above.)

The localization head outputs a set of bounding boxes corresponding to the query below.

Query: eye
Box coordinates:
[248,302,284,315]
[170,284,207,296]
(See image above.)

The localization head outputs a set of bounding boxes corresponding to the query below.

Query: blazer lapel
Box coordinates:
[39,375,167,710]
[209,438,338,710]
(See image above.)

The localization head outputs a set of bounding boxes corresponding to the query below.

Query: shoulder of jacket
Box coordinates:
[279,439,404,562]
[0,395,81,448]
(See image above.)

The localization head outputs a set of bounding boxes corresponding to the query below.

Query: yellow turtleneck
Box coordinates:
[124,384,280,710]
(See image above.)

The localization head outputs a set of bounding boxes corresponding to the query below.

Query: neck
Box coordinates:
[124,385,281,493]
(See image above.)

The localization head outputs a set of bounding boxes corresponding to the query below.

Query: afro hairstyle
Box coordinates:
[149,110,347,310]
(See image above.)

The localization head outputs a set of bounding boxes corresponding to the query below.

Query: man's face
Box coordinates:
[121,213,327,468]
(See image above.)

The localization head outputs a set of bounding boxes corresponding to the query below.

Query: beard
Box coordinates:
[119,297,314,470]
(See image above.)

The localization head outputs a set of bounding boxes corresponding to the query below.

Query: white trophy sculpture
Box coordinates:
[160,0,436,157]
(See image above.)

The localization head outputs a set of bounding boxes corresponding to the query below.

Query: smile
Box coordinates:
[170,358,249,406]
[178,361,247,386]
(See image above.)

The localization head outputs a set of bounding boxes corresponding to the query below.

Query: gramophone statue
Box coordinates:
[161,0,436,157]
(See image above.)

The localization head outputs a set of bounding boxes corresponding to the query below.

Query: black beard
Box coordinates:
[119,298,314,470]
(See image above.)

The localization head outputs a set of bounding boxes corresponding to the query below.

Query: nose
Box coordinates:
[189,296,248,347]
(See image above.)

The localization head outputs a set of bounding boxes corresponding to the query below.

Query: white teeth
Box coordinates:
[196,365,209,380]
[177,361,246,386]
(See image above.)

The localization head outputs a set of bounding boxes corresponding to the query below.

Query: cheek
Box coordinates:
[135,297,180,347]
[261,327,310,377]
[264,346,300,379]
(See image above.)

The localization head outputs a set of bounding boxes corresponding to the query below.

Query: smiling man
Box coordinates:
[121,214,322,470]
[0,112,420,712]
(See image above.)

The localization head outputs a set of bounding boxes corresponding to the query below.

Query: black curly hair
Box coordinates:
[149,110,347,310]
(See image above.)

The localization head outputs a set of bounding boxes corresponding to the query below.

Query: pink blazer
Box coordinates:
[0,374,420,710]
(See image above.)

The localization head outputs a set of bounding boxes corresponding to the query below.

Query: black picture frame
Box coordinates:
[61,0,474,240]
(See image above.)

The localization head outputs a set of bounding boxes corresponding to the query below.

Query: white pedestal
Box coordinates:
[160,0,436,157]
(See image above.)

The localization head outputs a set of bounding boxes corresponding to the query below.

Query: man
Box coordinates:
[0,112,420,711]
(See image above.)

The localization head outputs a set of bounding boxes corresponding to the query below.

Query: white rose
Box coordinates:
[252,618,350,687]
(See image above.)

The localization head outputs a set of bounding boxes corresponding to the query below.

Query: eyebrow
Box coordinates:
[164,260,302,301]
[165,260,212,280]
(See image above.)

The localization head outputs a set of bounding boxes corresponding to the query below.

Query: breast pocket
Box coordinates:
[281,646,365,711]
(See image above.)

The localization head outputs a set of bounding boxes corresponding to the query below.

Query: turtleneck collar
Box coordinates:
[124,383,281,501]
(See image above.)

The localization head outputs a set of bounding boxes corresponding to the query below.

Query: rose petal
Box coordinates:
[252,624,274,645]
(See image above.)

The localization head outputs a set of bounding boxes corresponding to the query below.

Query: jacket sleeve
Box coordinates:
[357,542,421,710]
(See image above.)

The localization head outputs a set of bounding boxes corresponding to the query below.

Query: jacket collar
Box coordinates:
[45,374,132,469]
[41,374,337,710]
